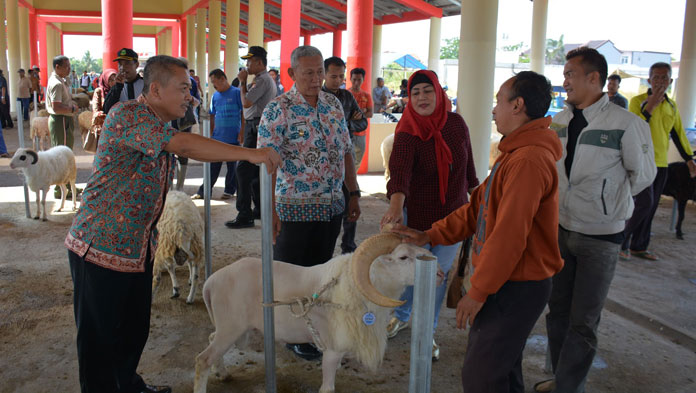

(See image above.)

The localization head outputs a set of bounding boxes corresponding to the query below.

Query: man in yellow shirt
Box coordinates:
[622,62,696,260]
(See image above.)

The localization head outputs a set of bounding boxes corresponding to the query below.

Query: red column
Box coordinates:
[303,34,311,46]
[280,0,301,91]
[172,24,180,57]
[180,18,187,58]
[38,18,48,88]
[346,0,373,174]
[60,33,64,54]
[332,30,342,58]
[29,10,38,67]
[154,36,159,55]
[101,0,133,68]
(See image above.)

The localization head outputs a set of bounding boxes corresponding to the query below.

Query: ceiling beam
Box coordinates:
[315,0,346,13]
[390,0,443,18]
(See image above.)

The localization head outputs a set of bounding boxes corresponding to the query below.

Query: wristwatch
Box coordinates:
[349,190,361,198]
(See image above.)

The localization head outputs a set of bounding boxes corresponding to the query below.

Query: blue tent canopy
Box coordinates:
[390,54,427,70]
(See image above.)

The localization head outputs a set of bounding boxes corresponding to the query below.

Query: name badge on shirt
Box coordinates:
[292,121,309,138]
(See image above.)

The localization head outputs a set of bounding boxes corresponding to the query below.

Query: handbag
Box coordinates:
[84,111,105,154]
[446,236,472,309]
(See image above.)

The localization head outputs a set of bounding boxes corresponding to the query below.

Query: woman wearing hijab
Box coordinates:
[380,70,479,360]
[90,69,117,142]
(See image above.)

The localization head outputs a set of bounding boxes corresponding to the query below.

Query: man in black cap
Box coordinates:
[225,45,277,228]
[103,48,144,114]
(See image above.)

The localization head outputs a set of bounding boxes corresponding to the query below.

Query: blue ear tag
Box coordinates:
[362,312,376,326]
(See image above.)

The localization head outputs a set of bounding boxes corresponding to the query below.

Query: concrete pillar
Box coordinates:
[530,0,548,74]
[371,24,382,87]
[675,0,696,131]
[186,15,195,67]
[333,30,342,58]
[209,0,221,70]
[247,0,264,47]
[19,6,30,69]
[0,1,8,75]
[428,17,441,72]
[102,0,133,68]
[46,28,56,76]
[457,0,498,182]
[225,0,240,77]
[280,0,300,91]
[303,34,311,46]
[7,0,21,113]
[196,8,207,104]
[38,19,47,87]
[347,0,373,174]
[29,10,38,68]
[164,29,172,56]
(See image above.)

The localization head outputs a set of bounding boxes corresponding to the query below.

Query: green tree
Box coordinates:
[440,37,459,59]
[545,34,566,65]
[70,51,103,74]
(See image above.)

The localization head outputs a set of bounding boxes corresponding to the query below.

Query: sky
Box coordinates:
[63,0,688,66]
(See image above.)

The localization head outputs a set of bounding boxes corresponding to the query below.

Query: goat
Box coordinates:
[77,110,93,143]
[662,161,696,239]
[9,146,77,221]
[193,232,434,393]
[153,191,204,304]
[380,133,394,182]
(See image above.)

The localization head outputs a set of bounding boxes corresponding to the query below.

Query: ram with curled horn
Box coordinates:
[193,230,435,393]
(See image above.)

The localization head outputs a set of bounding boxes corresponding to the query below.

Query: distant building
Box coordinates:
[563,40,671,66]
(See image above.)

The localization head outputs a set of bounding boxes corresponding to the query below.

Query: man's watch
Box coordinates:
[349,190,361,198]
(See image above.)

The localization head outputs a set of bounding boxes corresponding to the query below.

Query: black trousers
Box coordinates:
[273,214,343,267]
[622,166,668,251]
[236,118,261,218]
[340,183,357,253]
[69,250,153,393]
[461,279,552,393]
[0,101,13,128]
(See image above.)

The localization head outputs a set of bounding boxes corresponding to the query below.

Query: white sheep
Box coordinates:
[193,232,435,393]
[9,146,77,221]
[72,92,91,109]
[380,133,395,182]
[29,109,50,151]
[153,190,204,304]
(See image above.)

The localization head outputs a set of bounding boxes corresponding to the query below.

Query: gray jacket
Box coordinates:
[551,94,656,235]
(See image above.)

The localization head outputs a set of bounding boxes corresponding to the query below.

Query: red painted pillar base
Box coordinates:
[280,0,300,91]
[347,0,373,174]
[101,0,133,68]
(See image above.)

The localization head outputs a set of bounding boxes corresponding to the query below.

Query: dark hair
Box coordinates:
[208,68,227,80]
[400,79,408,88]
[607,74,621,83]
[350,67,365,77]
[324,56,346,71]
[143,55,188,94]
[268,68,278,75]
[376,77,384,82]
[52,55,69,69]
[649,62,671,77]
[189,69,195,73]
[509,71,552,120]
[566,47,608,87]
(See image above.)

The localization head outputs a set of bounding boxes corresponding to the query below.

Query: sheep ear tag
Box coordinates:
[362,312,376,326]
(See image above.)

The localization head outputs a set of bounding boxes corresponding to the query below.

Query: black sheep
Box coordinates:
[662,161,696,239]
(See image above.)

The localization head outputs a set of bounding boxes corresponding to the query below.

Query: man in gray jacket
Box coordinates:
[535,47,656,393]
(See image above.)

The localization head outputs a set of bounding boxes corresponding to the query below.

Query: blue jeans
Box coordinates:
[197,160,237,196]
[0,128,7,154]
[17,97,30,120]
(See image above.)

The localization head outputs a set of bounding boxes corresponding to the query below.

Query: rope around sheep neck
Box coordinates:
[261,277,341,352]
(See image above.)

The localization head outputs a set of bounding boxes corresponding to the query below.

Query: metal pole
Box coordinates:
[32,92,38,148]
[408,255,438,393]
[17,100,31,218]
[670,199,678,232]
[202,119,212,279]
[260,162,277,393]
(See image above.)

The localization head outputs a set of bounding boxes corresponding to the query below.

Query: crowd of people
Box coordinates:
[0,39,689,393]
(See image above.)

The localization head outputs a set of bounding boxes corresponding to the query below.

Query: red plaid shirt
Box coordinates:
[387,112,479,231]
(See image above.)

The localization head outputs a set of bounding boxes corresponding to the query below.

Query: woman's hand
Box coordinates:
[390,223,430,246]
[380,204,403,229]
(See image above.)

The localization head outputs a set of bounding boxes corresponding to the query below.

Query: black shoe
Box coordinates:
[252,209,261,220]
[140,384,171,393]
[286,343,322,361]
[224,216,255,228]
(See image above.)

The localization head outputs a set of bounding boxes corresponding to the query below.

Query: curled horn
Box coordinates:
[351,232,405,308]
[26,150,38,165]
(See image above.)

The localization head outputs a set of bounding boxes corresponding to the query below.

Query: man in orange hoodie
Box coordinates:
[393,71,564,393]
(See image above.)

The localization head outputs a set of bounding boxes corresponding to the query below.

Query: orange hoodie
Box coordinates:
[426,116,564,303]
